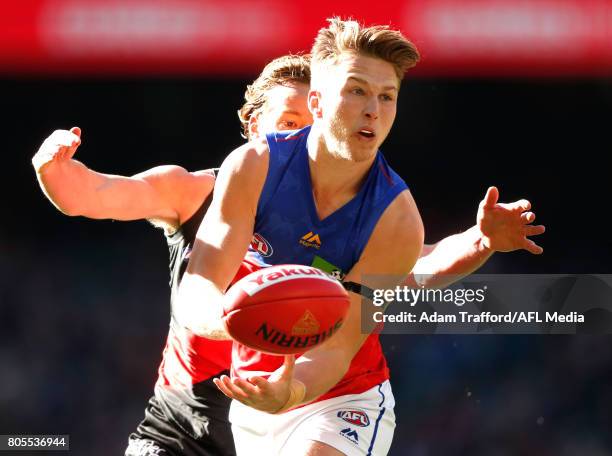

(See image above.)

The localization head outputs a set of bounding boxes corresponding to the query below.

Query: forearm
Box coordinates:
[410,225,493,288]
[293,347,351,404]
[175,272,230,339]
[35,159,107,216]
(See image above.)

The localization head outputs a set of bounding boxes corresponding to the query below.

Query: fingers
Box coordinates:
[233,377,260,396]
[65,128,81,159]
[520,212,535,224]
[214,375,268,404]
[50,129,80,146]
[482,186,499,209]
[33,128,81,171]
[50,129,81,161]
[523,238,544,255]
[213,377,232,398]
[213,375,250,401]
[525,224,545,236]
[248,376,270,389]
[504,199,531,213]
[214,374,282,413]
[213,376,238,399]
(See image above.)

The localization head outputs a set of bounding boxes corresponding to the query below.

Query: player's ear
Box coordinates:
[308,90,323,119]
[248,113,259,139]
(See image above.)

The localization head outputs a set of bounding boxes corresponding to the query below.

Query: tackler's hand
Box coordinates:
[32,127,82,173]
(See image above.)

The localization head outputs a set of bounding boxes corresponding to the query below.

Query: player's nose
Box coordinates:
[364,97,379,120]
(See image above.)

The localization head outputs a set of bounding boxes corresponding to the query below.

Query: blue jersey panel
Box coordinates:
[246,126,408,278]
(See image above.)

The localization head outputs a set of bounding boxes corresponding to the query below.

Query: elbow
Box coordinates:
[412,272,435,289]
[59,205,83,217]
[404,271,427,289]
[54,201,85,217]
[44,198,83,217]
[37,181,85,217]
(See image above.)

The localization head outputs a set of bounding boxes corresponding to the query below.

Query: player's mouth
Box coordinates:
[357,128,376,139]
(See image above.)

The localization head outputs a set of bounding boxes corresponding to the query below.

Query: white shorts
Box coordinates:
[230,380,395,455]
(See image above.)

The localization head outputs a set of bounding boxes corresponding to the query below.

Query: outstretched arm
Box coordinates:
[409,186,545,288]
[32,127,215,231]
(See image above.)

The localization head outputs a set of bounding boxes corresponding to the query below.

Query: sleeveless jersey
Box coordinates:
[233,126,409,401]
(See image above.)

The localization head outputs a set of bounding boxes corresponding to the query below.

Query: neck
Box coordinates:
[306,125,376,218]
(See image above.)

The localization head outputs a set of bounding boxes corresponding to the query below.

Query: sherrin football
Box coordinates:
[222,264,350,355]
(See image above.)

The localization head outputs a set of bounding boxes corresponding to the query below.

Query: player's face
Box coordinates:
[250,82,312,139]
[314,53,399,162]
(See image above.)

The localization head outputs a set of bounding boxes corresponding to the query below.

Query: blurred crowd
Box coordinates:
[1,233,611,455]
[1,77,610,455]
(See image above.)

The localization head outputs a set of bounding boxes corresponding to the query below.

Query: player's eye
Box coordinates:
[278,120,297,130]
[380,94,394,102]
[351,87,365,96]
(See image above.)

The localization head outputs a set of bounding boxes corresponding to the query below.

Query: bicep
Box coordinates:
[356,190,424,280]
[186,197,255,292]
[184,144,268,292]
[324,190,424,354]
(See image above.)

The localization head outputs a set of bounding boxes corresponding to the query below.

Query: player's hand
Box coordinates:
[477,186,545,254]
[213,355,295,413]
[32,127,82,173]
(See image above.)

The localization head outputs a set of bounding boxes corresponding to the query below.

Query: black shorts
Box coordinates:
[126,374,235,456]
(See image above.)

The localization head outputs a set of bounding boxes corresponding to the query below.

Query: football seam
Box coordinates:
[223,295,348,317]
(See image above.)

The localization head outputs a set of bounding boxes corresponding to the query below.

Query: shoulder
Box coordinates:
[378,189,424,255]
[357,189,424,276]
[217,138,269,186]
[211,139,270,214]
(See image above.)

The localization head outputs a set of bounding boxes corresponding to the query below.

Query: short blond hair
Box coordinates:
[311,17,419,83]
[238,54,311,139]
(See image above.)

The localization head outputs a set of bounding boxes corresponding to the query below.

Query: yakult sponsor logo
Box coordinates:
[240,265,337,296]
[337,410,370,427]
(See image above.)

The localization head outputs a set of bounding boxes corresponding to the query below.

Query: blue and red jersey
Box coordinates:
[234,126,408,400]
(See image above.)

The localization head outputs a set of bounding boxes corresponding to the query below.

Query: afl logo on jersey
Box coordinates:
[250,233,273,257]
[337,410,370,427]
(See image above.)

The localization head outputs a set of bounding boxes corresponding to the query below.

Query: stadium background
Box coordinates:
[1,1,610,454]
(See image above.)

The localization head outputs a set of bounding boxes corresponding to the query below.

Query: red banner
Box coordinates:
[1,0,610,77]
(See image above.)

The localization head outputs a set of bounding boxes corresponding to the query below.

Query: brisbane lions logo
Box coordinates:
[250,233,273,257]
